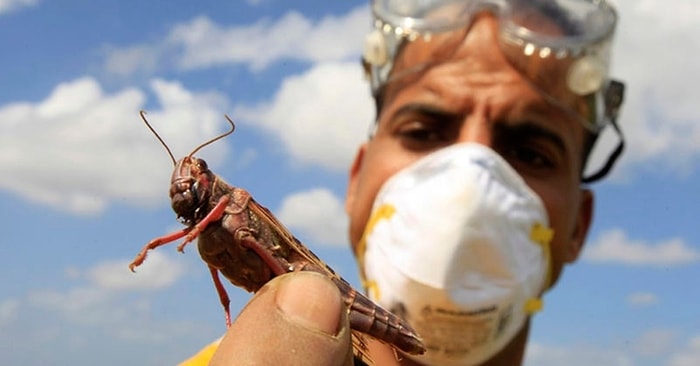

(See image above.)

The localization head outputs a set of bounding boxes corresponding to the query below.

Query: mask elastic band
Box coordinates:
[526,222,554,315]
[524,298,544,314]
[530,223,554,286]
[356,204,397,298]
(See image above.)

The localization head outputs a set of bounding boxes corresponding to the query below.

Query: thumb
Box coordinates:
[209,271,354,366]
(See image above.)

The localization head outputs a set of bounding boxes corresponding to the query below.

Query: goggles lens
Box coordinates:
[365,0,620,131]
[373,0,615,44]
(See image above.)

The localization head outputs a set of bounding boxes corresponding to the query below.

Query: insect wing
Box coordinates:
[246,199,340,277]
[246,200,373,363]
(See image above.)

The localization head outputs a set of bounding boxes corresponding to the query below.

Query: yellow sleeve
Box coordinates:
[178,337,223,366]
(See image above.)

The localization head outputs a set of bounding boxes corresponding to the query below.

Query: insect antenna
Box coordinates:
[140,110,177,166]
[187,115,236,159]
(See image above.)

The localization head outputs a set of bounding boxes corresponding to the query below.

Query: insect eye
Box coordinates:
[190,182,200,202]
[197,159,208,170]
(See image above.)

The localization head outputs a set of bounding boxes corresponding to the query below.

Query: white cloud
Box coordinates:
[97,1,700,181]
[668,336,700,366]
[27,286,123,326]
[632,329,676,358]
[0,76,231,215]
[100,7,374,175]
[234,62,372,171]
[626,291,660,307]
[584,229,700,266]
[64,266,81,279]
[89,251,187,291]
[110,320,208,344]
[20,253,202,345]
[25,284,207,346]
[0,299,19,327]
[102,44,161,76]
[0,0,37,15]
[27,253,187,324]
[277,188,348,246]
[597,0,700,179]
[525,342,634,366]
[103,5,369,74]
[527,331,700,366]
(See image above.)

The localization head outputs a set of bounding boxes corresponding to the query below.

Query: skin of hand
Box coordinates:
[209,271,354,366]
[344,14,595,365]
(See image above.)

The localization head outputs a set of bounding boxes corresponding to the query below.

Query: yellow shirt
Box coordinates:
[178,337,222,366]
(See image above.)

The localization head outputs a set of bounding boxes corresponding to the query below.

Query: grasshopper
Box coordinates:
[129,111,425,363]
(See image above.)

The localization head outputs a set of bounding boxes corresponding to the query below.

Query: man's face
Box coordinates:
[346,14,594,286]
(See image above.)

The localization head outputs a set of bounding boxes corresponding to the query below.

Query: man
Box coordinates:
[202,0,625,365]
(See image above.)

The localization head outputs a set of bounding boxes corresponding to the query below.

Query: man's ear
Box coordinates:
[345,143,367,216]
[566,188,594,262]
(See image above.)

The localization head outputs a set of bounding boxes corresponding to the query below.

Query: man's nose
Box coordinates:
[456,107,495,147]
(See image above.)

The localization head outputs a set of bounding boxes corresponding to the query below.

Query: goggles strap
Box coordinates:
[581,80,625,183]
[581,116,624,183]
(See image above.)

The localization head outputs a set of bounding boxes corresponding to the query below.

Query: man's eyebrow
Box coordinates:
[495,122,568,156]
[391,103,459,122]
[387,104,571,156]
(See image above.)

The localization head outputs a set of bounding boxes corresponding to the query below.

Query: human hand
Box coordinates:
[209,271,355,366]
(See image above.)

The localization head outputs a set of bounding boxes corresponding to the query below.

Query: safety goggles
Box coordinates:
[363,0,624,132]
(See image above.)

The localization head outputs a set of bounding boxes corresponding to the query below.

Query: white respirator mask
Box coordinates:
[356,143,554,366]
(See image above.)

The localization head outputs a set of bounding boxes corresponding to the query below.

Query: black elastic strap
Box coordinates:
[581,80,626,184]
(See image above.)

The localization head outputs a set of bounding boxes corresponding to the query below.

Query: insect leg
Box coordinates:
[129,227,193,272]
[208,265,232,327]
[176,195,231,253]
[234,228,290,276]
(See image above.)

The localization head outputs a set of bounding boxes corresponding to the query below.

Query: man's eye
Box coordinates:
[395,121,448,149]
[507,145,556,171]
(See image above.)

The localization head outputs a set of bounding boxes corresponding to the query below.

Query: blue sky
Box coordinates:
[0,0,698,365]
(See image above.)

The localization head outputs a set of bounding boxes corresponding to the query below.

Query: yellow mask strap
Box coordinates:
[525,222,555,315]
[355,204,396,299]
